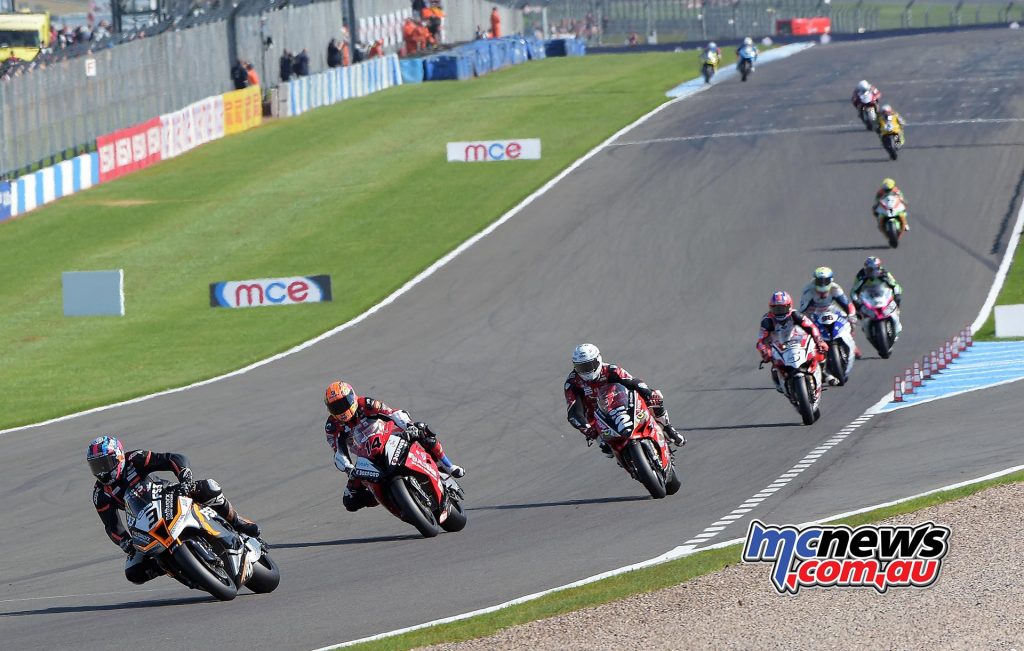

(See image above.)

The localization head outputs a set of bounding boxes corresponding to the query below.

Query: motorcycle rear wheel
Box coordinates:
[789,376,816,425]
[171,541,237,601]
[245,552,281,594]
[625,440,667,499]
[389,476,441,538]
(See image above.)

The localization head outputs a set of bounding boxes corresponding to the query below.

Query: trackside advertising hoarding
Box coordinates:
[223,85,262,135]
[210,275,332,308]
[446,139,541,162]
[97,117,162,182]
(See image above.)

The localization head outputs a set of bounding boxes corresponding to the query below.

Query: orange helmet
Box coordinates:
[325,381,358,422]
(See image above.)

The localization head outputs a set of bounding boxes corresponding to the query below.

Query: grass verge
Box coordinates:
[336,469,1024,651]
[0,51,716,429]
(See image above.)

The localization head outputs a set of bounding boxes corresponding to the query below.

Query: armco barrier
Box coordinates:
[12,152,98,217]
[283,55,403,117]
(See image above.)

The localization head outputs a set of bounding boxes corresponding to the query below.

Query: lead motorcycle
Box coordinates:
[855,88,881,131]
[855,284,902,358]
[762,323,824,425]
[807,305,856,386]
[737,44,757,81]
[125,478,280,601]
[594,383,681,499]
[875,193,908,248]
[349,422,467,538]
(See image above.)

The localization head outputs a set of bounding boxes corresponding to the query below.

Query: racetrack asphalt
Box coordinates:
[2,29,1023,650]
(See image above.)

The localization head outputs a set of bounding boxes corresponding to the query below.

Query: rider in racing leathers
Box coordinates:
[736,36,758,70]
[876,104,906,144]
[88,435,261,584]
[564,343,685,459]
[324,381,465,512]
[873,177,910,233]
[851,256,903,312]
[756,291,830,391]
[851,80,882,116]
[799,266,862,360]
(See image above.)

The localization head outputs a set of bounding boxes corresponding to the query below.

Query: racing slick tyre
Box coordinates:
[789,375,816,426]
[625,440,667,499]
[389,476,441,538]
[886,219,901,248]
[740,60,751,81]
[883,135,899,160]
[245,552,281,594]
[665,466,682,496]
[827,344,849,386]
[702,63,713,83]
[172,540,238,601]
[440,499,468,533]
[870,321,893,359]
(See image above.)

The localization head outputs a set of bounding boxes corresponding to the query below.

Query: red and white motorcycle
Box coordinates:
[875,193,908,248]
[348,422,467,538]
[855,88,881,131]
[594,384,681,499]
[855,284,902,359]
[763,324,824,425]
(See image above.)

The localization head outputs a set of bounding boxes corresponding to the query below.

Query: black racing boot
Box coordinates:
[231,516,261,538]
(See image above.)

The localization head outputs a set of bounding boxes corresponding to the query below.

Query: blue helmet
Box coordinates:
[87,436,125,485]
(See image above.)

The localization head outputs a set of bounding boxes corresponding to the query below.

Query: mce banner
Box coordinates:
[447,139,541,162]
[210,275,332,308]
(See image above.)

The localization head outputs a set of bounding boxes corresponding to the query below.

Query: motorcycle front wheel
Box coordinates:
[245,551,281,594]
[388,476,441,538]
[788,375,816,425]
[624,440,667,499]
[440,499,468,533]
[883,135,898,160]
[171,540,237,601]
[870,320,893,358]
[886,219,901,248]
[827,344,849,386]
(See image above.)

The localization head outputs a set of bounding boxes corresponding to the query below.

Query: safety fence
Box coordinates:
[279,55,403,117]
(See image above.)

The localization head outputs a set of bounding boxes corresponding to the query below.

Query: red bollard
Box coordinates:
[922,355,932,380]
[904,369,914,394]
[935,349,946,371]
[966,329,974,347]
[946,343,954,364]
[949,340,959,360]
[893,376,904,402]
[912,362,923,387]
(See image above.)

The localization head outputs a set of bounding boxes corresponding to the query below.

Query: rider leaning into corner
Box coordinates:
[851,256,903,310]
[87,435,261,584]
[756,291,833,388]
[564,343,686,459]
[851,80,882,111]
[799,266,862,359]
[324,381,465,513]
[874,177,911,233]
[876,104,906,143]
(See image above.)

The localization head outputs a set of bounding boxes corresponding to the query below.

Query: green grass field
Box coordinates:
[0,52,716,429]
[976,222,1024,340]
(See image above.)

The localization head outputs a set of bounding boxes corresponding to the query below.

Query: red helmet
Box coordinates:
[325,381,358,422]
[769,291,793,321]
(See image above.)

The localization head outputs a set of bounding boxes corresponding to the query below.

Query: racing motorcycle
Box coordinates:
[879,115,904,160]
[125,478,280,601]
[875,194,908,248]
[594,383,681,499]
[349,423,467,538]
[856,89,881,131]
[855,284,902,358]
[762,324,823,425]
[737,45,757,81]
[701,49,720,83]
[807,305,856,386]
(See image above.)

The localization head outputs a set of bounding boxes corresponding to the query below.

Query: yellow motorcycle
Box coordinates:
[878,114,905,160]
[700,50,720,84]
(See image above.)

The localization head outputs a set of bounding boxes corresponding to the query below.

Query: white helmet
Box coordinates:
[572,343,602,381]
[743,37,753,46]
[708,41,717,49]
[857,79,871,92]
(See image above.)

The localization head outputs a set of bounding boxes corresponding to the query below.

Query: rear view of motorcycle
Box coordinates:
[126,478,280,601]
[594,384,681,499]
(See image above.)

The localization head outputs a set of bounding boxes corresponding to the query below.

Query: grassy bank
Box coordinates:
[0,52,704,429]
[337,469,1024,651]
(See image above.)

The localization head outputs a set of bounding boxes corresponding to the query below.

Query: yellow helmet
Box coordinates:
[881,178,896,191]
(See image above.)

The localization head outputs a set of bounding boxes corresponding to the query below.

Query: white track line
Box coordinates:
[315,461,1024,651]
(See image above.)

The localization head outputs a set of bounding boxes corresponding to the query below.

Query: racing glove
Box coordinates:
[334,450,354,475]
[177,466,194,486]
[119,537,135,555]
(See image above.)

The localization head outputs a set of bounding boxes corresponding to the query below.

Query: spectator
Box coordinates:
[327,38,342,68]
[230,58,248,89]
[341,34,351,65]
[402,17,420,54]
[367,38,384,59]
[425,0,444,43]
[627,31,639,46]
[412,0,426,13]
[294,48,310,76]
[280,49,294,82]
[245,61,260,87]
[490,7,501,38]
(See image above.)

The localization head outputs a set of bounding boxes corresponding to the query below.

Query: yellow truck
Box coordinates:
[0,11,52,63]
